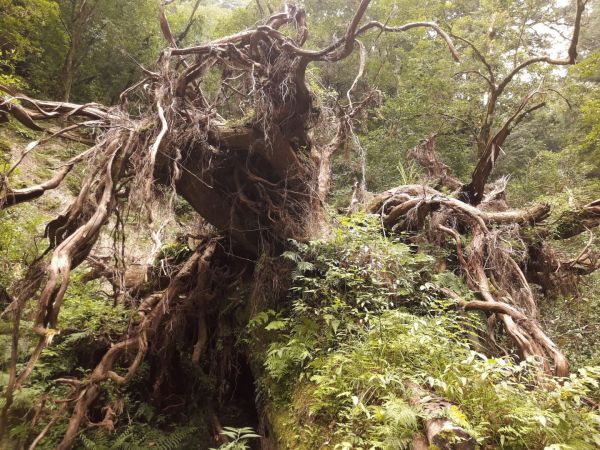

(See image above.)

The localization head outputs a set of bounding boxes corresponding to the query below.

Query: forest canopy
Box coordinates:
[0,0,599,449]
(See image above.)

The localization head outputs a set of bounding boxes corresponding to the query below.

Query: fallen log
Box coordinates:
[407,382,476,450]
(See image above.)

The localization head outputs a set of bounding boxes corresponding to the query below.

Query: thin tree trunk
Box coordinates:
[60,44,76,102]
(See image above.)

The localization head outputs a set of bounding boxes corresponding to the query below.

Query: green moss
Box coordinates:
[154,238,193,265]
[0,137,11,154]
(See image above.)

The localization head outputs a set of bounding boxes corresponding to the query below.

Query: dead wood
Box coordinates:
[407,135,462,192]
[407,382,476,450]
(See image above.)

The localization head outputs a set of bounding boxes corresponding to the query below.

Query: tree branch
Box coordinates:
[177,0,202,46]
[495,0,586,98]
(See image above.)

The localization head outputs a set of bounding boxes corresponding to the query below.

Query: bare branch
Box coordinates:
[453,69,494,89]
[287,20,460,63]
[451,35,495,83]
[495,0,587,98]
[159,1,178,48]
[177,0,202,46]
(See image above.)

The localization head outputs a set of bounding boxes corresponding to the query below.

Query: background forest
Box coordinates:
[0,0,599,449]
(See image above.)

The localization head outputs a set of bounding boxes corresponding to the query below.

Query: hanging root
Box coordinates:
[13,129,136,391]
[53,240,217,450]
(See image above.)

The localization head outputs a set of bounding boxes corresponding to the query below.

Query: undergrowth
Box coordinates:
[248,214,600,449]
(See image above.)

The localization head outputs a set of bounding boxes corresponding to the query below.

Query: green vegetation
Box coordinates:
[250,216,600,449]
[1,0,599,449]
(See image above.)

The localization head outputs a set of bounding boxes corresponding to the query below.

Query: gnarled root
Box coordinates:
[56,240,217,450]
[370,186,569,376]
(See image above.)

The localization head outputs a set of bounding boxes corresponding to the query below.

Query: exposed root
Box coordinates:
[56,240,217,449]
[370,186,572,376]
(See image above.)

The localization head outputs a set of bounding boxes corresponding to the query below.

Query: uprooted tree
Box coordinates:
[0,0,599,448]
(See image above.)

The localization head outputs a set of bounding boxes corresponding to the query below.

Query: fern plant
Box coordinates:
[78,426,198,450]
[248,213,600,449]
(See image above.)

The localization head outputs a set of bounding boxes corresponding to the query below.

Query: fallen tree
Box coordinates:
[0,0,597,448]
